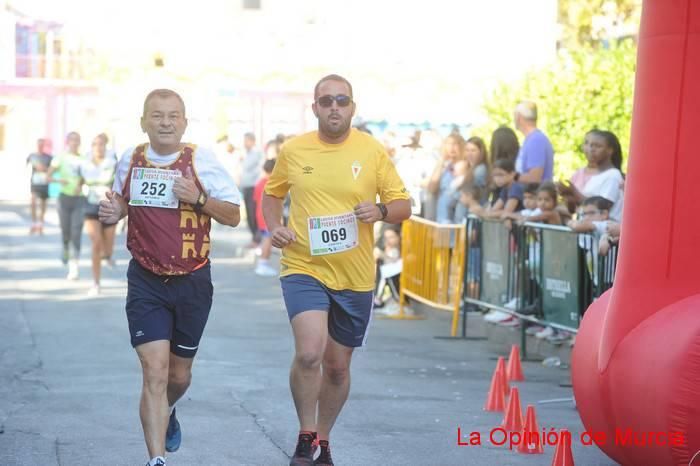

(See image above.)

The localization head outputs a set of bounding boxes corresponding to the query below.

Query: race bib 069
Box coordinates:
[129,167,180,209]
[308,212,359,256]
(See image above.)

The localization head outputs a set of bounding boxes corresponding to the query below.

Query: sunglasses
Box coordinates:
[316,94,352,108]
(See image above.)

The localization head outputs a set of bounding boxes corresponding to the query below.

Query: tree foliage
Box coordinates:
[476,40,636,180]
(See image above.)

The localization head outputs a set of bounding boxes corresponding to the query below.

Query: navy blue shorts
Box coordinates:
[280,274,374,348]
[126,259,213,358]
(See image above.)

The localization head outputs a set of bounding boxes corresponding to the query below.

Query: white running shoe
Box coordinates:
[255,263,278,277]
[503,297,520,310]
[87,284,100,297]
[484,310,511,323]
[526,325,545,336]
[67,260,79,280]
[535,326,555,339]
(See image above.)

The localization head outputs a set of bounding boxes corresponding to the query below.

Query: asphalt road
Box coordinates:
[0,201,616,465]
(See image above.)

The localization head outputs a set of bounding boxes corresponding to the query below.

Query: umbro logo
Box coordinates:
[302,166,314,174]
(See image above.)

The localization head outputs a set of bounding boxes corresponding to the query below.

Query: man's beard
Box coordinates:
[319,117,351,138]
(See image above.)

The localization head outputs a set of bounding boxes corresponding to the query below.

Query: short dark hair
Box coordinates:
[142,89,186,117]
[537,181,557,201]
[263,158,276,174]
[524,183,539,195]
[314,74,353,100]
[244,132,255,141]
[583,196,613,211]
[493,157,516,173]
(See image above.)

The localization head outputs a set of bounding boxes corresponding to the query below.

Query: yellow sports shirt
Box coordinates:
[265,129,409,291]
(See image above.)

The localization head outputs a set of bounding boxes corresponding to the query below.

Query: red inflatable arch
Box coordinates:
[572,1,700,465]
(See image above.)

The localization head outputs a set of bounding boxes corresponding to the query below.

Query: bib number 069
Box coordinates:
[321,228,347,243]
[140,181,167,197]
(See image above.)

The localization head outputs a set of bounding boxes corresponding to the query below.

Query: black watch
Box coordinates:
[376,202,388,221]
[195,191,208,210]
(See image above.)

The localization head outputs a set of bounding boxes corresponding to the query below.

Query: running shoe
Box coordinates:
[290,432,316,466]
[255,263,278,277]
[314,440,334,466]
[145,458,165,466]
[67,260,79,280]
[87,284,100,297]
[535,326,554,339]
[165,407,181,453]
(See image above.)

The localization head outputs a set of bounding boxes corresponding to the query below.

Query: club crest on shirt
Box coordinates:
[351,161,362,180]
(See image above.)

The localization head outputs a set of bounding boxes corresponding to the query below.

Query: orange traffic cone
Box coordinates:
[506,345,525,381]
[496,356,510,398]
[501,386,523,432]
[484,362,506,412]
[517,405,544,454]
[550,429,575,465]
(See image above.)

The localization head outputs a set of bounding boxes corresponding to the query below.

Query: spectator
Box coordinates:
[253,159,277,277]
[373,226,402,311]
[490,126,520,166]
[488,126,520,204]
[557,130,624,222]
[240,132,264,247]
[513,101,554,183]
[455,136,489,223]
[502,183,540,221]
[512,182,562,225]
[395,130,438,217]
[428,134,468,223]
[482,158,524,219]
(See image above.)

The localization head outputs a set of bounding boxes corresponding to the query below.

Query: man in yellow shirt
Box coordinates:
[263,75,411,466]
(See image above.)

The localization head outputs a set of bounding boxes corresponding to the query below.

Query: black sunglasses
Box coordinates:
[316,94,352,108]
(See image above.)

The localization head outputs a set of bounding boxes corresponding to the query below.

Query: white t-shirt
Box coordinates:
[112,145,241,205]
[80,156,117,204]
[582,168,623,222]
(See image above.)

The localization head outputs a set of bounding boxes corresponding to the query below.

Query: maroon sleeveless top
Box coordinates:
[122,144,211,276]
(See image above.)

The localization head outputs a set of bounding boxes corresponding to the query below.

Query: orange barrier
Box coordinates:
[398,216,467,336]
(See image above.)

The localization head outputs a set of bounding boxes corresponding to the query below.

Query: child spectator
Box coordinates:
[517,182,563,225]
[373,226,402,311]
[482,158,524,219]
[254,159,277,276]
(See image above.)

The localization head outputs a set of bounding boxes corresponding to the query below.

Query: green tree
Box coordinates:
[476,40,636,180]
[558,0,642,49]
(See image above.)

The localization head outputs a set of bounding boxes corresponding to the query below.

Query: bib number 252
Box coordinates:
[321,228,347,243]
[140,182,167,196]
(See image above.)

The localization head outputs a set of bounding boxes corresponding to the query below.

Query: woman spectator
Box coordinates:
[428,134,468,223]
[558,130,624,222]
[454,136,489,222]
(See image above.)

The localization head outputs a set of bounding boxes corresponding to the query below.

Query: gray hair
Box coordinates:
[515,101,538,122]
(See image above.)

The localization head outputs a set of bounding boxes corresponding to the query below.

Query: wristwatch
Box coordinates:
[376,202,388,221]
[195,191,208,210]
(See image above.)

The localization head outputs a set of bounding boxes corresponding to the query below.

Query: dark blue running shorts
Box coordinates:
[280,274,374,348]
[126,259,213,358]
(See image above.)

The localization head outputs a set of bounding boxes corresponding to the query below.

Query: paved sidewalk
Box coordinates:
[0,201,616,465]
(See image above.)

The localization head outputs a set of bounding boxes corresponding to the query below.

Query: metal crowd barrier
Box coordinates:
[398,216,467,336]
[462,216,619,357]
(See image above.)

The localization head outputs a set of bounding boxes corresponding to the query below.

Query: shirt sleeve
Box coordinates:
[264,147,290,198]
[111,148,134,195]
[508,182,525,201]
[195,147,241,205]
[376,148,410,203]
